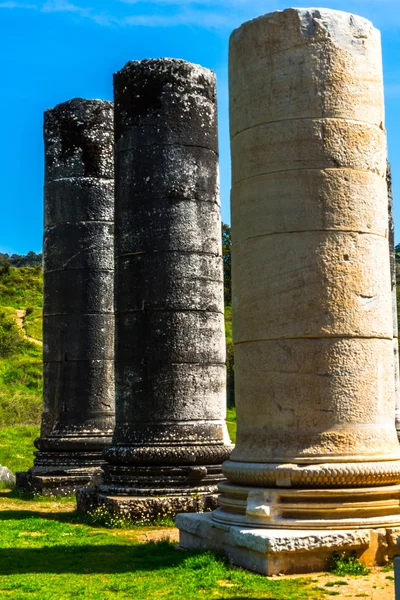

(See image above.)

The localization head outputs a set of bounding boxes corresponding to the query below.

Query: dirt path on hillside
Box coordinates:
[15,309,42,347]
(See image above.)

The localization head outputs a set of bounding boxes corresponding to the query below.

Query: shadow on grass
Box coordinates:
[0,540,187,575]
[0,509,83,524]
[0,490,75,502]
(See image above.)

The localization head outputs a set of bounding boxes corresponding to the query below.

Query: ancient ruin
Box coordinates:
[177,8,400,574]
[16,98,115,495]
[77,59,232,519]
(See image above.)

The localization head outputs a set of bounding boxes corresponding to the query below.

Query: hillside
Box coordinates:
[0,265,43,426]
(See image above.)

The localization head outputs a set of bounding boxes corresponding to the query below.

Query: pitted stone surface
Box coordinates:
[44,98,113,180]
[113,58,218,151]
[78,59,231,520]
[76,59,231,520]
[229,8,384,136]
[178,7,400,567]
[176,513,396,575]
[77,488,219,522]
[110,58,229,464]
[227,8,399,490]
[17,99,115,496]
[233,232,392,342]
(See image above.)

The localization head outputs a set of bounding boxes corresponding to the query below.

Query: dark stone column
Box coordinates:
[77,59,231,520]
[387,161,400,439]
[16,98,115,496]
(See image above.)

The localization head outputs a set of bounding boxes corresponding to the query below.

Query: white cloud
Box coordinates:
[121,8,238,28]
[41,0,89,14]
[1,0,399,30]
[0,1,36,7]
[118,0,256,5]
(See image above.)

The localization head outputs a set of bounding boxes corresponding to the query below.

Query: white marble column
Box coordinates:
[177,8,400,574]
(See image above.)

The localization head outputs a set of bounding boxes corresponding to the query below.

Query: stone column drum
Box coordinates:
[387,162,400,439]
[16,99,115,495]
[177,9,400,574]
[77,59,231,520]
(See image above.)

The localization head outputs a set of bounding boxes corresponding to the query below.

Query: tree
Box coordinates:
[222,223,231,306]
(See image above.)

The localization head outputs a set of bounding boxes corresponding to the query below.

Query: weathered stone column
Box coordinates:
[387,162,400,438]
[178,8,400,574]
[77,59,231,520]
[17,99,115,495]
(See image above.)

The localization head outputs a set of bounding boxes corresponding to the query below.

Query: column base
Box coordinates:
[15,450,105,496]
[76,486,219,522]
[16,469,101,497]
[215,481,400,529]
[176,513,400,575]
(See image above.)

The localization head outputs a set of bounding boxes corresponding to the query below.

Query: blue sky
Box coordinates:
[1,0,400,253]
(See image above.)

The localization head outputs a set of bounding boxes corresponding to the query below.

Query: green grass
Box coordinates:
[0,266,43,428]
[0,267,42,310]
[0,426,39,475]
[24,308,42,342]
[330,554,370,577]
[0,342,42,427]
[226,406,236,443]
[0,500,324,599]
[225,305,232,345]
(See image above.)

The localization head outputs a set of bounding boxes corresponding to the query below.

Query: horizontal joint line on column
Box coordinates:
[231,116,385,140]
[44,268,114,274]
[115,419,225,426]
[116,308,224,315]
[44,359,114,363]
[116,142,218,155]
[234,336,393,345]
[45,221,113,227]
[48,177,113,183]
[116,196,220,206]
[118,361,226,366]
[233,167,385,185]
[44,312,113,317]
[117,250,221,258]
[232,229,388,244]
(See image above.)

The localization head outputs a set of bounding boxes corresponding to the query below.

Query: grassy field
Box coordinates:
[0,427,39,475]
[226,407,236,443]
[0,266,42,309]
[24,308,43,342]
[0,494,325,600]
[0,267,42,428]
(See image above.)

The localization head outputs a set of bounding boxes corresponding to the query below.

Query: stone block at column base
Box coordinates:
[76,487,219,523]
[15,451,105,496]
[176,513,400,576]
[15,468,102,496]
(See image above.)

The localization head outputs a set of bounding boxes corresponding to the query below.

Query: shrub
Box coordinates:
[0,311,23,358]
[330,553,370,576]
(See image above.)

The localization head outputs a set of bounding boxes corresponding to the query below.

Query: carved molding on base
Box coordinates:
[103,443,233,466]
[215,481,400,529]
[223,459,400,488]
